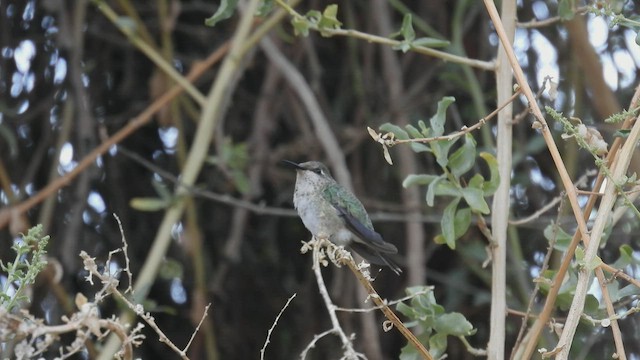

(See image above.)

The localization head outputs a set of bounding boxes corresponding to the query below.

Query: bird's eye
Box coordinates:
[312,168,322,175]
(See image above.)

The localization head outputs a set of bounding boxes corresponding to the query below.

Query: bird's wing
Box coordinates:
[334,205,398,254]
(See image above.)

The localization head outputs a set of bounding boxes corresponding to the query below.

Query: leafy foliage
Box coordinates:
[381,97,499,249]
[397,286,475,359]
[291,4,343,37]
[1,225,49,312]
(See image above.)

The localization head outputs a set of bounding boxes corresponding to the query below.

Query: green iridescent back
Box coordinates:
[322,184,374,229]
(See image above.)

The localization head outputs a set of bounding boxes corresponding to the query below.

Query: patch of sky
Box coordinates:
[624,30,640,67]
[159,126,178,153]
[531,1,549,20]
[22,0,35,22]
[587,16,609,50]
[54,58,67,85]
[170,278,187,304]
[531,30,559,86]
[88,191,106,213]
[59,142,77,173]
[14,40,35,73]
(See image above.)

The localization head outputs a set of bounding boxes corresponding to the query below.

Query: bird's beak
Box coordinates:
[282,160,304,170]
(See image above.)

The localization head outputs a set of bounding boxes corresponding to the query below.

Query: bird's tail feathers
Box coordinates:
[349,243,402,275]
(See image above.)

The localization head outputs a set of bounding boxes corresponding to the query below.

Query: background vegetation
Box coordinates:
[1,0,640,359]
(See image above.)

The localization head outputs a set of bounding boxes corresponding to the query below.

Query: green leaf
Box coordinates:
[405,124,422,138]
[426,175,444,207]
[430,97,455,137]
[428,333,448,359]
[406,285,432,297]
[396,301,414,318]
[130,197,171,211]
[410,142,432,153]
[417,120,430,136]
[556,292,574,311]
[461,187,490,214]
[204,0,239,27]
[425,176,460,206]
[403,174,439,188]
[448,134,477,178]
[405,123,432,153]
[207,139,250,193]
[401,14,415,41]
[433,234,446,245]
[152,180,172,201]
[400,333,431,360]
[606,281,620,305]
[317,4,342,35]
[256,0,274,16]
[380,123,410,140]
[454,208,472,239]
[612,244,635,269]
[291,17,310,36]
[558,0,574,20]
[432,139,455,169]
[432,179,462,197]
[479,152,500,195]
[468,173,484,189]
[584,294,599,313]
[232,170,250,194]
[618,283,640,298]
[434,312,474,336]
[441,198,461,249]
[412,37,450,48]
[543,222,572,252]
[322,4,338,20]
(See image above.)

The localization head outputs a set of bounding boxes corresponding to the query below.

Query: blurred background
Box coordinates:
[1,0,640,359]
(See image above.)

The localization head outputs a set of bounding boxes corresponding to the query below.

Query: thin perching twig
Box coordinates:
[260,293,297,360]
[370,88,522,148]
[342,256,434,360]
[301,238,365,360]
[334,288,433,313]
[301,238,433,359]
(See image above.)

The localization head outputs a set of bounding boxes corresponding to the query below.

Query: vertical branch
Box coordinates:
[484,2,639,359]
[551,116,640,359]
[488,1,515,359]
[310,239,365,360]
[98,0,263,357]
[481,1,592,247]
[59,0,96,271]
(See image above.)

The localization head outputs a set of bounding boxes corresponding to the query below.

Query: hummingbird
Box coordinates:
[284,160,401,275]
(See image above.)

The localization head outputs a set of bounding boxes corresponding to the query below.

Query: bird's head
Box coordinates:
[283,160,335,186]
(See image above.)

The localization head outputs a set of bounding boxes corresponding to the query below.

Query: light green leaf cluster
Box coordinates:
[381,97,499,249]
[397,286,475,359]
[291,4,342,37]
[538,226,640,315]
